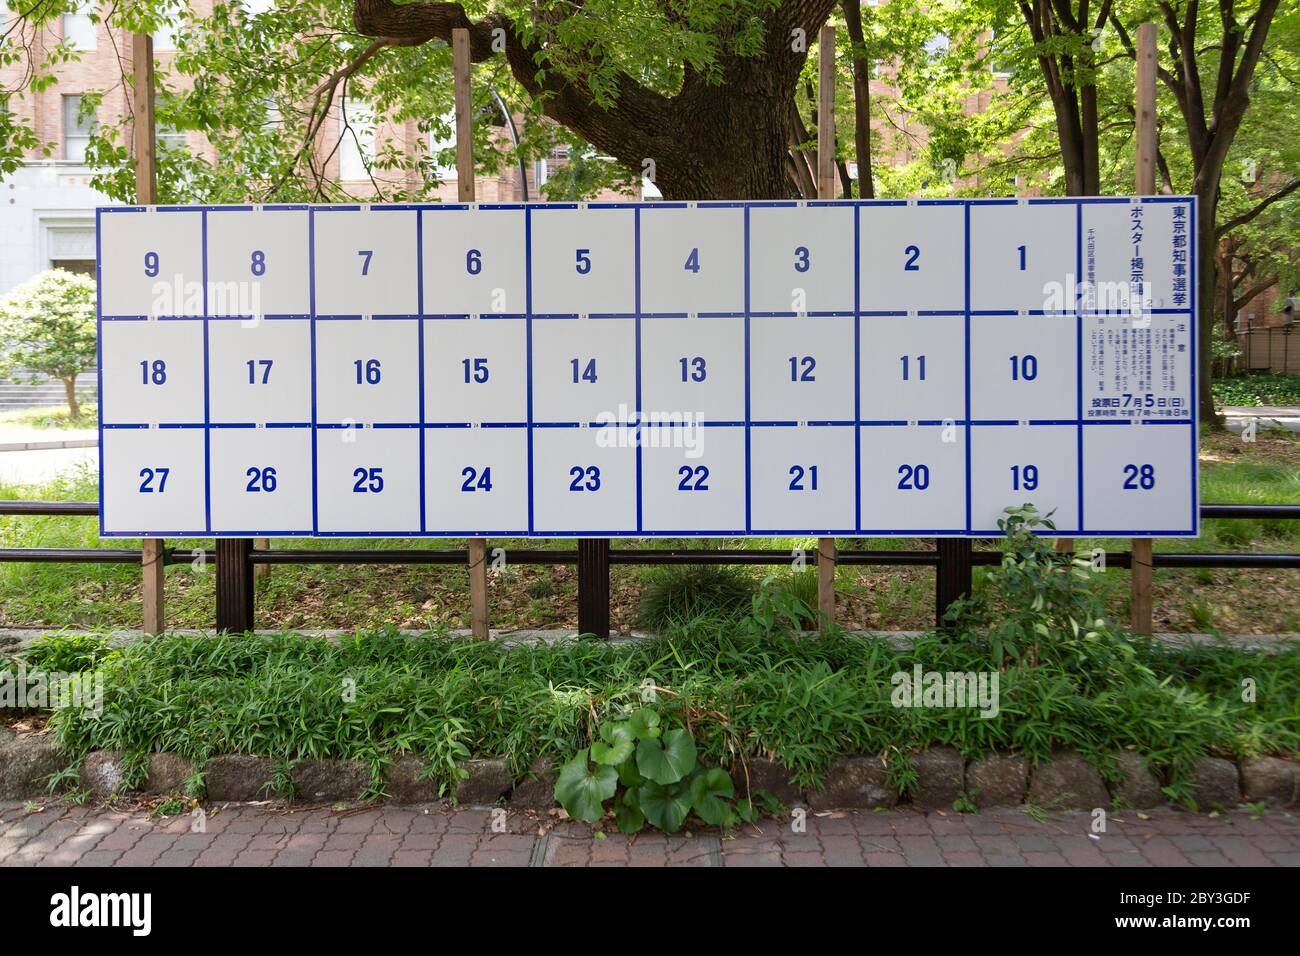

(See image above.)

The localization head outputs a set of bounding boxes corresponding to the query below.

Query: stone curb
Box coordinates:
[2,737,1297,813]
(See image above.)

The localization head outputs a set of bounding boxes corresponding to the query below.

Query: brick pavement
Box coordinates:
[1,801,1296,867]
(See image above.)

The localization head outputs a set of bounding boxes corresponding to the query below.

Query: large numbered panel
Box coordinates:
[97,198,1198,537]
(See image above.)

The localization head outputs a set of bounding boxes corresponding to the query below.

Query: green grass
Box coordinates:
[25,626,1300,801]
[635,565,756,631]
[0,404,99,431]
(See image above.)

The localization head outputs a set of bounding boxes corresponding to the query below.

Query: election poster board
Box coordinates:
[96,197,1197,538]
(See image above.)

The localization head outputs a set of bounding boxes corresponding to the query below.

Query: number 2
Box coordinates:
[904,245,920,271]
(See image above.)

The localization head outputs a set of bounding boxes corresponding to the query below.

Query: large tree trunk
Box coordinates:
[1197,185,1222,427]
[842,0,874,199]
[352,0,836,202]
[654,73,802,200]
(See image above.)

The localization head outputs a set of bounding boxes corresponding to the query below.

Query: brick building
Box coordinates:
[0,1,618,299]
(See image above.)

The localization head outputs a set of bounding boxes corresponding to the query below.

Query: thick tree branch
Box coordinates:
[1216,177,1300,238]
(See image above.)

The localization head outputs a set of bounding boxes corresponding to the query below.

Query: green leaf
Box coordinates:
[614,790,645,834]
[637,782,693,832]
[734,798,758,824]
[688,767,735,825]
[590,720,634,766]
[617,757,645,789]
[636,726,698,785]
[627,707,661,740]
[553,749,616,823]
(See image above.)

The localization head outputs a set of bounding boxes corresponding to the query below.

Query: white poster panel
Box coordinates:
[97,199,1198,538]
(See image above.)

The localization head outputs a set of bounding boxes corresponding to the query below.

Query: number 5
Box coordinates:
[575,248,592,274]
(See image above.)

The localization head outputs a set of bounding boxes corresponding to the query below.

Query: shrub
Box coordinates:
[943,505,1145,688]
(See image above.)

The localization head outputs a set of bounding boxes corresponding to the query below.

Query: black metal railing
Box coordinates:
[1,501,1297,633]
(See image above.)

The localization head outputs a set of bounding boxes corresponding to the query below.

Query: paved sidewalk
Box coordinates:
[1223,405,1300,435]
[0,427,97,453]
[1,801,1297,867]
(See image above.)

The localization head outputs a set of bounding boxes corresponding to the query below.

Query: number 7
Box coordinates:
[358,250,373,275]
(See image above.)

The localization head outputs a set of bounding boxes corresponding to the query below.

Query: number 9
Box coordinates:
[144,251,159,277]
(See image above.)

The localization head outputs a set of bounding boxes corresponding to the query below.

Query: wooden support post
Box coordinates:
[1130,23,1158,635]
[577,539,610,639]
[816,24,837,200]
[141,539,165,635]
[814,24,838,629]
[132,33,167,635]
[453,28,491,640]
[817,537,837,624]
[468,538,489,639]
[253,539,270,582]
[935,539,973,628]
[1135,23,1158,197]
[1130,539,1154,634]
[132,34,156,203]
[215,538,254,633]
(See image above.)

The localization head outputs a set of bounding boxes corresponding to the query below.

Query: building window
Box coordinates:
[153,25,176,51]
[63,4,97,50]
[337,99,374,181]
[156,122,188,152]
[63,95,96,162]
[425,110,456,181]
[989,28,1011,77]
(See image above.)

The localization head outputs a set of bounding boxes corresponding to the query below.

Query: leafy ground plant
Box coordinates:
[554,706,755,833]
[1212,373,1300,408]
